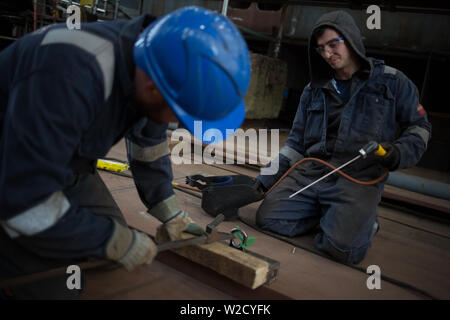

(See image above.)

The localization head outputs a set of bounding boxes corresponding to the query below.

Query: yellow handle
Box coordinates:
[374,144,387,157]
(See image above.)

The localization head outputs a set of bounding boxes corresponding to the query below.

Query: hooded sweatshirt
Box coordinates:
[301,10,372,175]
[258,10,431,189]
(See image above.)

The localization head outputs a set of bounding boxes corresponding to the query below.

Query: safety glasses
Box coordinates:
[315,36,344,55]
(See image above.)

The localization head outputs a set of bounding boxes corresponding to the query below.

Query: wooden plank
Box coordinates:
[383,184,450,214]
[164,233,279,290]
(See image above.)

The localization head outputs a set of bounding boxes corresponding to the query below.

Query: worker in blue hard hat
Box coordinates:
[0,6,250,299]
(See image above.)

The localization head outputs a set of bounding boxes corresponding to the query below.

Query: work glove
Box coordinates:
[148,195,204,243]
[186,175,266,220]
[155,211,204,243]
[105,220,158,271]
[373,142,401,171]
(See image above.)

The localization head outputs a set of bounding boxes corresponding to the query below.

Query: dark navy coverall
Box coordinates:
[0,15,175,298]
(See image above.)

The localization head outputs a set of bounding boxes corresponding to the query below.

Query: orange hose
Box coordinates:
[264,157,388,198]
[176,158,388,198]
[173,183,202,193]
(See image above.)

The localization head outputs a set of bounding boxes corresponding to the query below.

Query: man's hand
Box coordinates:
[155,211,204,243]
[106,220,158,271]
[148,195,204,243]
[374,142,400,171]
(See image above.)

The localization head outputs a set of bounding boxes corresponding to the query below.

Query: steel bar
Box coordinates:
[289,155,361,198]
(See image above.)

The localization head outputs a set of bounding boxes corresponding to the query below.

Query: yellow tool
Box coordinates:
[97,159,129,173]
[374,144,387,157]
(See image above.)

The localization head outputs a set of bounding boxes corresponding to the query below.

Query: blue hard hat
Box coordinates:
[134,6,251,143]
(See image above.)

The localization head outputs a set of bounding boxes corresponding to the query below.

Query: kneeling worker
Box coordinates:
[214,10,430,264]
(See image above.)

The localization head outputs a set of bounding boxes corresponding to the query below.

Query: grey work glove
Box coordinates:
[373,142,401,171]
[106,220,158,271]
[148,195,204,243]
[155,211,205,243]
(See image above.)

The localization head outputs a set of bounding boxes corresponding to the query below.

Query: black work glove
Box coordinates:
[374,142,400,171]
[186,175,266,220]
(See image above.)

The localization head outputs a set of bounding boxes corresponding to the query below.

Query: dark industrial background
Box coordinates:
[1,0,449,172]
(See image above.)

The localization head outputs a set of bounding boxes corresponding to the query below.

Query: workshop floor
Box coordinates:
[81,139,450,300]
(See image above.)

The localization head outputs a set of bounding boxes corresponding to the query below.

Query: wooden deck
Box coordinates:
[81,139,450,300]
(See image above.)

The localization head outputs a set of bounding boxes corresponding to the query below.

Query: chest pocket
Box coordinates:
[304,98,325,145]
[355,83,394,138]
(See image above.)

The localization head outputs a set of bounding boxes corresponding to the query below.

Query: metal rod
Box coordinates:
[221,0,229,16]
[272,3,288,58]
[33,0,37,31]
[289,155,361,198]
[138,0,144,15]
[114,0,120,19]
[93,0,99,14]
[420,52,432,103]
[0,35,17,41]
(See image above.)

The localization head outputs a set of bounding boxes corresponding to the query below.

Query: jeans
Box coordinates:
[256,166,382,264]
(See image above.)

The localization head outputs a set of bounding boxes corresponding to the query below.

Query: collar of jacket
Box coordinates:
[116,14,156,98]
[317,61,372,90]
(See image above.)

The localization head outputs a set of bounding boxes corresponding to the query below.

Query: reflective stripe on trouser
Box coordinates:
[0,171,125,299]
[255,167,382,264]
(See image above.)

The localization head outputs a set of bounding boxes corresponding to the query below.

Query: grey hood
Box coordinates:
[308,10,372,87]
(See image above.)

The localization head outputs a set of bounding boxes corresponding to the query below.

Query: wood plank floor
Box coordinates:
[81,139,450,300]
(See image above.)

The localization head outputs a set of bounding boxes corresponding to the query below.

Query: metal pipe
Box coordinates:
[208,0,450,16]
[273,4,288,59]
[33,0,37,31]
[0,35,17,41]
[237,25,275,41]
[221,0,229,16]
[93,0,99,14]
[386,172,450,201]
[114,0,120,19]
[420,52,432,102]
[138,0,143,15]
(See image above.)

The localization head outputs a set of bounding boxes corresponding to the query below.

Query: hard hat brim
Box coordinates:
[169,97,246,145]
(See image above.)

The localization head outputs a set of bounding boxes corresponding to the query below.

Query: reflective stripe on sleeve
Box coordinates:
[41,29,115,101]
[279,145,304,166]
[1,191,70,239]
[405,125,430,148]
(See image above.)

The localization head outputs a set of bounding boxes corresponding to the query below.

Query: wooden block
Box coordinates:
[167,233,279,290]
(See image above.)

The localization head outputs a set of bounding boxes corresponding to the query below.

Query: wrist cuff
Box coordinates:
[148,195,182,223]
